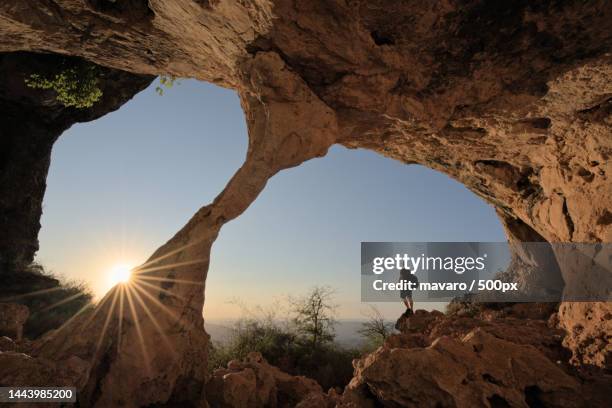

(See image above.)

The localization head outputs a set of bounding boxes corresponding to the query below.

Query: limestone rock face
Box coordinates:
[557,301,612,368]
[206,352,330,408]
[1,2,608,239]
[0,1,610,405]
[339,309,611,408]
[395,309,445,334]
[401,308,571,365]
[346,329,581,408]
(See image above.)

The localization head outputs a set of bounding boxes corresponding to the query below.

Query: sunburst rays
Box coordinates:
[90,257,204,371]
[15,250,205,372]
[124,283,152,375]
[34,292,90,314]
[133,259,206,275]
[117,284,125,353]
[128,284,178,358]
[0,286,66,302]
[135,275,204,286]
[132,277,187,301]
[129,280,180,321]
[91,286,120,367]
[131,239,207,273]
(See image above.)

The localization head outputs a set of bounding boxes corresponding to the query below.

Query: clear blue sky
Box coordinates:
[36,79,506,320]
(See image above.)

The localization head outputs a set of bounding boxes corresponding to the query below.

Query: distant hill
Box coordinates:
[205,320,233,344]
[205,319,387,348]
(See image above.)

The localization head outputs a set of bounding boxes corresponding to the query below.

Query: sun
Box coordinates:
[109,263,133,285]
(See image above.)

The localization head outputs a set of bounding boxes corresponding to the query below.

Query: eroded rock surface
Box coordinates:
[0,1,610,405]
[344,329,581,408]
[207,352,330,408]
[339,308,611,408]
[0,303,29,341]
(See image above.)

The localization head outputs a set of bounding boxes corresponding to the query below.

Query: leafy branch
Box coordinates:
[25,62,103,109]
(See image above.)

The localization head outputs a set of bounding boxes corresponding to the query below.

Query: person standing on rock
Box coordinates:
[399,268,418,315]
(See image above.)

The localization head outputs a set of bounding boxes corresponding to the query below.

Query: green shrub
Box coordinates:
[25,61,102,108]
[291,343,359,390]
[208,288,359,390]
[208,317,297,372]
[208,316,358,390]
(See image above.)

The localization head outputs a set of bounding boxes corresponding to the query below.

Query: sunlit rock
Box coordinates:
[341,308,610,407]
[207,352,328,408]
[0,0,610,405]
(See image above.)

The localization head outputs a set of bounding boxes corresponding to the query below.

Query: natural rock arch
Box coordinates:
[0,1,610,405]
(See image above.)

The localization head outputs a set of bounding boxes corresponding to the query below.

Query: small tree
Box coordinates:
[358,305,393,347]
[290,286,337,350]
[207,291,357,390]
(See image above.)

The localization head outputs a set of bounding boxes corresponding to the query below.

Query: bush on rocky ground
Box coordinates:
[0,263,93,338]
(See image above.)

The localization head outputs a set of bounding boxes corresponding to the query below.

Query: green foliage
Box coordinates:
[208,288,357,390]
[208,317,297,373]
[25,62,103,109]
[155,75,179,95]
[208,317,357,390]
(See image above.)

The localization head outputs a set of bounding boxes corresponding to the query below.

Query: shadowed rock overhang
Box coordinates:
[0,1,610,406]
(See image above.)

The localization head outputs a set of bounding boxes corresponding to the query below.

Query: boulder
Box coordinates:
[339,307,612,407]
[206,352,328,408]
[396,308,571,364]
[346,329,582,408]
[0,336,15,352]
[0,351,86,387]
[395,309,444,335]
[0,303,29,340]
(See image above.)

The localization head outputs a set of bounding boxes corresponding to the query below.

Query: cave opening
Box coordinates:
[36,79,247,299]
[33,78,509,344]
[203,142,507,324]
[0,1,609,404]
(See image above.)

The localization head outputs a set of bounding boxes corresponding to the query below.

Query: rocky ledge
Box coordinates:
[197,305,612,407]
[0,1,610,405]
[340,307,612,407]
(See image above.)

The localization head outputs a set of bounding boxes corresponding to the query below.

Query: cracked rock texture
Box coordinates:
[206,352,327,408]
[342,325,580,407]
[0,0,610,406]
[336,309,611,408]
